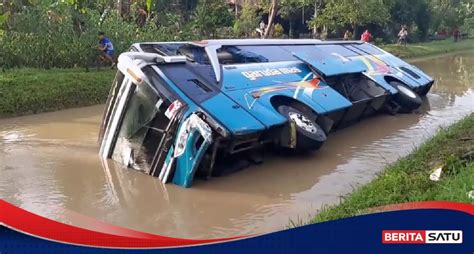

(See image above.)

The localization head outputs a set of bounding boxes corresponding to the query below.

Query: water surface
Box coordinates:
[1,53,473,238]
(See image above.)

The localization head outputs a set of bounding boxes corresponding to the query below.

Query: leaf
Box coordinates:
[0,12,11,25]
[146,0,153,13]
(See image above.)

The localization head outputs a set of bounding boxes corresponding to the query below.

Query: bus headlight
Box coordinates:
[201,112,229,138]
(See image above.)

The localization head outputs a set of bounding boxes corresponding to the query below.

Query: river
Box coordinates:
[0,52,473,238]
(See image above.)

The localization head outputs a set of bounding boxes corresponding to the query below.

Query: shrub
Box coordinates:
[0,3,199,69]
[274,23,284,38]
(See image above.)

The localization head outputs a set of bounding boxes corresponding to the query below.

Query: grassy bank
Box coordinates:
[0,68,115,117]
[311,113,474,224]
[383,39,474,58]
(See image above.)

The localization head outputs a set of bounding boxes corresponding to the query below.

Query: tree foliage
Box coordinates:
[234,1,260,36]
[0,0,473,69]
[431,0,473,31]
[0,0,197,68]
[192,0,233,37]
[309,0,390,30]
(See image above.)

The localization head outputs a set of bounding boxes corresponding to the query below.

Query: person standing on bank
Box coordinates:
[453,28,460,42]
[361,29,373,43]
[257,20,266,38]
[398,25,408,46]
[343,30,352,40]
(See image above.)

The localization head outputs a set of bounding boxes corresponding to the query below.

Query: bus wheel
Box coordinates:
[390,81,422,112]
[277,103,326,151]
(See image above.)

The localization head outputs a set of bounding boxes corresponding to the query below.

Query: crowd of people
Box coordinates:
[343,29,373,43]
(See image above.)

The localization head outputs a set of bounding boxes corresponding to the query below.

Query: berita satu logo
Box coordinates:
[382,230,463,244]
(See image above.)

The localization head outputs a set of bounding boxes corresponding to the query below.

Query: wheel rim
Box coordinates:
[288,111,317,134]
[397,84,417,99]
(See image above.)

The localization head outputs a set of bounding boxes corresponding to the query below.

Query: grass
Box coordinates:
[310,113,474,224]
[382,38,474,58]
[0,68,115,117]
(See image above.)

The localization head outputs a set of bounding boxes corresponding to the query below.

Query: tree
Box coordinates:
[429,0,470,32]
[311,0,323,37]
[0,11,8,35]
[154,0,198,22]
[192,0,233,38]
[257,0,313,38]
[387,0,432,41]
[389,0,417,26]
[279,0,312,38]
[461,0,474,34]
[234,1,260,37]
[263,0,277,38]
[309,0,390,34]
[116,0,130,17]
[413,0,432,41]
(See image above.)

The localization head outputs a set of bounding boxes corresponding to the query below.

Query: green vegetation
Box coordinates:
[0,69,115,117]
[0,2,192,69]
[1,1,473,69]
[234,1,260,37]
[383,39,474,58]
[311,113,474,223]
[309,0,472,41]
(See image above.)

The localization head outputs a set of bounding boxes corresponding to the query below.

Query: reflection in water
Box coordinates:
[415,53,474,105]
[0,53,473,238]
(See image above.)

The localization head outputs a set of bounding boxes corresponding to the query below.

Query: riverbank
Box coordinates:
[1,39,474,118]
[311,113,474,224]
[0,68,115,118]
[383,38,474,58]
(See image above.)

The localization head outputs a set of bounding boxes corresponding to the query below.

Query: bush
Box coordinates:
[0,3,199,69]
[1,3,96,68]
[233,2,259,37]
[274,23,284,38]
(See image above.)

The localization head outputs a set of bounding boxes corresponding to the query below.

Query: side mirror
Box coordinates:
[117,54,146,85]
[117,52,187,84]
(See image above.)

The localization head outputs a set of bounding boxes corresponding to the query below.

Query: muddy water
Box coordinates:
[1,53,473,238]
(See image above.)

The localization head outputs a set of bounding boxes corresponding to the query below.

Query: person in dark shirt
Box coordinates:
[453,28,460,42]
[98,31,116,68]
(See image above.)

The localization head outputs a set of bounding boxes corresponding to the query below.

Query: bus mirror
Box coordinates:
[117,54,146,85]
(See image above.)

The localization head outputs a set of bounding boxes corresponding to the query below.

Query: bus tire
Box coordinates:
[390,81,422,112]
[277,103,326,151]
